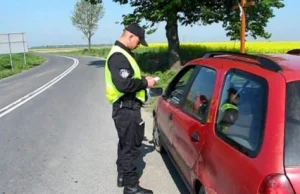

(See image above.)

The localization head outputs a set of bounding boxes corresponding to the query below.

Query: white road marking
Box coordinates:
[0,56,79,119]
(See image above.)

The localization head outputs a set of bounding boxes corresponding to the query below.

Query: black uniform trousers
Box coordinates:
[112,103,145,186]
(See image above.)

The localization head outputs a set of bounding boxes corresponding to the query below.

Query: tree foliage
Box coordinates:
[85,0,102,4]
[112,0,284,69]
[213,0,285,40]
[71,0,105,51]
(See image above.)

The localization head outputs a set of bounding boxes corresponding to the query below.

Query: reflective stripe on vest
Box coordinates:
[104,45,146,104]
[220,103,238,112]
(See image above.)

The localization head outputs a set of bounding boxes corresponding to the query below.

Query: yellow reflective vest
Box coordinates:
[220,102,238,132]
[220,103,238,112]
[105,45,146,104]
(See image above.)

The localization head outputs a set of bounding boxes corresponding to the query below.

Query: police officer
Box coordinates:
[105,23,157,194]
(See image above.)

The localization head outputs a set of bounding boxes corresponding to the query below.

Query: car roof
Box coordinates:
[260,54,300,72]
[193,51,300,74]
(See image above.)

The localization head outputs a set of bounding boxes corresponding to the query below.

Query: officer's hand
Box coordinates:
[145,76,157,87]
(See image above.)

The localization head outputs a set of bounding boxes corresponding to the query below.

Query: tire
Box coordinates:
[153,119,165,153]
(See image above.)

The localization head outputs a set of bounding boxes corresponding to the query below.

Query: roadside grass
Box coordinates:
[29,46,108,53]
[38,41,299,110]
[0,53,46,80]
[53,47,111,58]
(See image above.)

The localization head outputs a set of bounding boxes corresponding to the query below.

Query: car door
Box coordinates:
[201,68,269,194]
[171,65,218,183]
[156,65,198,152]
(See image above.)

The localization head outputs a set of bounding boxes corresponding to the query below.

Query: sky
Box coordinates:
[1,0,299,47]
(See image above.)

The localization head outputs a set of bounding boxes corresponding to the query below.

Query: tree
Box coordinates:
[71,0,105,51]
[112,0,284,69]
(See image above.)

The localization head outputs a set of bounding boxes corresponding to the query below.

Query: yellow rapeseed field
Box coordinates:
[31,41,299,55]
[142,41,300,54]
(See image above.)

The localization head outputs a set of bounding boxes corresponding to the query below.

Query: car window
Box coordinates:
[164,65,196,106]
[285,81,300,166]
[215,69,268,157]
[182,66,217,122]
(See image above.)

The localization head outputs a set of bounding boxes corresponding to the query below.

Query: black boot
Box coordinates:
[117,174,124,187]
[123,184,153,194]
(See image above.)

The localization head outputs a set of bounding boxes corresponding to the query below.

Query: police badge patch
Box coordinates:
[119,69,130,78]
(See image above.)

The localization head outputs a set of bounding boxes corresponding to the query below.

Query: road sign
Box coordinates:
[0,33,28,70]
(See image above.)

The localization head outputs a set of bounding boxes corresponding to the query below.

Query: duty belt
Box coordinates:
[114,98,142,110]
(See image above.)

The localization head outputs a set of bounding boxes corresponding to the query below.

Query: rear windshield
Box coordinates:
[285,81,300,166]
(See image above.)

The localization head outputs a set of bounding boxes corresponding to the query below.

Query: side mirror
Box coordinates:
[148,87,163,97]
[144,87,164,105]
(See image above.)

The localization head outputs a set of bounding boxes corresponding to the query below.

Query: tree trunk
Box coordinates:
[165,16,181,70]
[88,34,91,51]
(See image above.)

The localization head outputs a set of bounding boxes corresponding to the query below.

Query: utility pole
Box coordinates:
[233,0,255,53]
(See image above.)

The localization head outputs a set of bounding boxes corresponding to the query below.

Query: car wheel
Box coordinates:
[153,119,164,153]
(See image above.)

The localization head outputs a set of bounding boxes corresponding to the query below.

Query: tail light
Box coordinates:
[259,174,295,194]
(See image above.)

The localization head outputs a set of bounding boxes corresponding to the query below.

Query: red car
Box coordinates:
[152,51,300,194]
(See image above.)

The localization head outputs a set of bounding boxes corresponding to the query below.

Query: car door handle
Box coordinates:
[168,113,173,120]
[191,132,200,142]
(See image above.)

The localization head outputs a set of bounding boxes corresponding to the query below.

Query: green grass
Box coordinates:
[0,53,46,79]
[58,48,111,58]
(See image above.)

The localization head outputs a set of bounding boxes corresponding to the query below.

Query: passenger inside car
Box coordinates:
[217,74,266,152]
[218,87,240,132]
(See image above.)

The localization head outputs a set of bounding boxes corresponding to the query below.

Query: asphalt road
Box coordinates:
[0,54,189,194]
